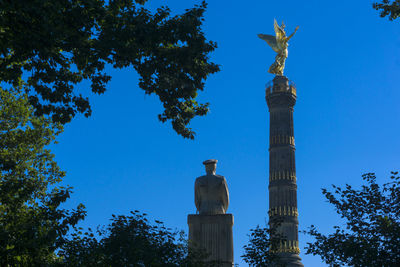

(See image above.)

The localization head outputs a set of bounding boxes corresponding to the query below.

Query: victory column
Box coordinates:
[258,19,304,266]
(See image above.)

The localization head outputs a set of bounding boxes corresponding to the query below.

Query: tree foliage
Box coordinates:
[242,218,286,267]
[59,211,209,266]
[304,172,400,267]
[373,0,400,20]
[0,0,219,139]
[0,86,86,266]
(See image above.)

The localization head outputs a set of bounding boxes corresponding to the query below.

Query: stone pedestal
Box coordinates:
[188,214,234,267]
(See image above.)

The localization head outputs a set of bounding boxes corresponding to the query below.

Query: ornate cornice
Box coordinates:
[269,171,296,182]
[271,240,300,254]
[268,206,298,217]
[270,135,295,146]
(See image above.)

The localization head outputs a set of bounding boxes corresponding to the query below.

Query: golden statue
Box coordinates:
[258,19,299,76]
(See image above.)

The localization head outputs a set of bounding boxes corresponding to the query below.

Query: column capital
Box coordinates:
[266,75,297,108]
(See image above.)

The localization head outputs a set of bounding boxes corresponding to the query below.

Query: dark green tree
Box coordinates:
[0,86,86,266]
[242,218,286,267]
[373,0,400,20]
[0,0,219,139]
[59,211,209,266]
[304,172,400,267]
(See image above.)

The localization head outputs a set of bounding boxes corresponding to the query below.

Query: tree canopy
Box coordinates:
[0,0,219,139]
[59,211,208,266]
[304,172,400,267]
[242,218,286,267]
[0,86,85,266]
[373,0,400,20]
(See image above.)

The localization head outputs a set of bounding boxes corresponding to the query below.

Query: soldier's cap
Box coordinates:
[203,159,218,165]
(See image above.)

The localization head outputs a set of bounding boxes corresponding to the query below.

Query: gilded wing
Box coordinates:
[273,19,286,41]
[257,33,279,53]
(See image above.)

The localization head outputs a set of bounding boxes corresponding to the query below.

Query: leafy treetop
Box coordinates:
[0,86,85,266]
[304,172,400,267]
[242,217,287,267]
[373,0,400,20]
[0,0,219,139]
[59,211,210,266]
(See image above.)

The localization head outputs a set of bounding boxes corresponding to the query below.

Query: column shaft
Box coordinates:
[266,75,303,266]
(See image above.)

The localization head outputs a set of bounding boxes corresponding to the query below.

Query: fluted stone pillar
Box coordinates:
[266,75,303,267]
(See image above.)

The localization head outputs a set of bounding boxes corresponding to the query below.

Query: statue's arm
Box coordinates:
[221,178,229,213]
[286,26,299,42]
[195,180,200,212]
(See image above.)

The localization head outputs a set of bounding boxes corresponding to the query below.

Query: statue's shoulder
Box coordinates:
[215,174,226,180]
[214,175,227,184]
[196,174,226,184]
[195,175,207,183]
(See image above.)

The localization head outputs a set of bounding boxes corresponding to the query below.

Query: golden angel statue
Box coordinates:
[258,19,299,76]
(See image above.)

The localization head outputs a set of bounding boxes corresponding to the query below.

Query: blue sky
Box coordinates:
[52,0,400,266]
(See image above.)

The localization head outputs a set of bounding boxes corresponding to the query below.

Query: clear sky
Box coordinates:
[51,0,400,266]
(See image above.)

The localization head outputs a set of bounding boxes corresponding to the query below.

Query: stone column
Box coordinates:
[266,75,303,266]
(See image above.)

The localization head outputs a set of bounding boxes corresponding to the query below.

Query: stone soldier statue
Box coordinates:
[195,159,229,215]
[189,159,234,266]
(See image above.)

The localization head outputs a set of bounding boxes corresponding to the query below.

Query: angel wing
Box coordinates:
[257,33,279,53]
[273,19,286,41]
